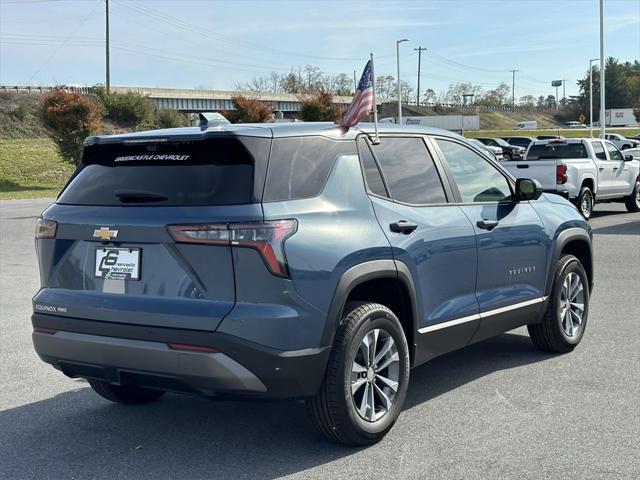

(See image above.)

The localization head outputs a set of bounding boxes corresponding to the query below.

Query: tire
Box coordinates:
[528,254,589,353]
[574,186,594,220]
[88,378,166,405]
[624,181,640,213]
[306,302,410,446]
[503,152,512,161]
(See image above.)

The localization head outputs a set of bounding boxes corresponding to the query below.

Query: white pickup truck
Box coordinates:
[501,138,640,219]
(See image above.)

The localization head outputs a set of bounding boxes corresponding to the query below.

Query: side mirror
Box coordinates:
[515,178,543,201]
[624,154,634,162]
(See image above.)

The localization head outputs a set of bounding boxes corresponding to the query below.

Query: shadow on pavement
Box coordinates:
[0,332,554,479]
[590,219,640,236]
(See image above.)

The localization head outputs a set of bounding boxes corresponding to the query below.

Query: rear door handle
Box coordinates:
[613,167,618,170]
[516,165,529,169]
[390,220,418,234]
[477,219,499,230]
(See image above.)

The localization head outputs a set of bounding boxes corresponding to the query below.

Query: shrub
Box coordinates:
[156,109,189,128]
[39,90,102,165]
[225,96,273,123]
[299,91,340,122]
[93,86,157,129]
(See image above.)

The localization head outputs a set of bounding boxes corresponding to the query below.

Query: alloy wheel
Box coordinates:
[581,193,592,218]
[350,328,400,422]
[560,272,585,337]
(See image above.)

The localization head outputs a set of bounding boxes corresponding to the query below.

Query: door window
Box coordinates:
[435,139,512,203]
[604,142,623,161]
[592,141,607,160]
[371,137,447,205]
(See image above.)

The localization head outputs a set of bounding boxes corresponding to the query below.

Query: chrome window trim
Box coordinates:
[418,296,547,334]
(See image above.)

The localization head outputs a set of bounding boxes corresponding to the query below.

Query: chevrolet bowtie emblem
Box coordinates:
[93,227,118,241]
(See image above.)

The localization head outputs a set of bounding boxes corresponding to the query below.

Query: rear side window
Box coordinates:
[263,137,356,201]
[58,137,268,206]
[592,141,607,160]
[357,137,387,197]
[526,143,588,160]
[371,137,447,205]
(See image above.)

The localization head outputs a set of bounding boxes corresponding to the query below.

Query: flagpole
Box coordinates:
[370,53,380,144]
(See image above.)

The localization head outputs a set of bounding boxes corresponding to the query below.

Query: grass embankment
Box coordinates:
[466,127,640,139]
[0,138,73,200]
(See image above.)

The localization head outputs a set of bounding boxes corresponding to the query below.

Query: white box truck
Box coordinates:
[515,120,537,130]
[605,108,638,127]
[380,115,480,131]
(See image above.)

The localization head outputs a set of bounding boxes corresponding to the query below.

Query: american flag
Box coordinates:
[339,60,374,127]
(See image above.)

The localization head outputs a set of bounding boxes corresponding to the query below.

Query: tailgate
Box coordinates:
[501,160,558,189]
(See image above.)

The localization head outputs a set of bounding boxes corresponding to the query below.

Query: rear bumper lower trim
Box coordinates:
[31,313,331,399]
[33,330,267,393]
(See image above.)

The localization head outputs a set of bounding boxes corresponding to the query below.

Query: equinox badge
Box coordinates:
[93,227,118,241]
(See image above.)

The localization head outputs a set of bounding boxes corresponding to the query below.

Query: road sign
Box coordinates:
[551,80,562,87]
[579,114,586,123]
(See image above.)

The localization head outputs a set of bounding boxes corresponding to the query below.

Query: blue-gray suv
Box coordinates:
[32,123,593,445]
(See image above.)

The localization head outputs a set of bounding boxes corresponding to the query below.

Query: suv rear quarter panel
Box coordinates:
[256,153,392,346]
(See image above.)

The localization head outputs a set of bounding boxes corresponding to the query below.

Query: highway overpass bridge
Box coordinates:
[0,85,364,114]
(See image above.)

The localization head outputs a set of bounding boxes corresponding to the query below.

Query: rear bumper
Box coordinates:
[32,313,330,399]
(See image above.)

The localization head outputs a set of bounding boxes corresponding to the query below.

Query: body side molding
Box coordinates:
[418,296,547,334]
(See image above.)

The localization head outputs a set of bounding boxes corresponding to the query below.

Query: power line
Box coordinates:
[27,0,101,85]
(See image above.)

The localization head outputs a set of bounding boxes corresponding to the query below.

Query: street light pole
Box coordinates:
[509,69,518,109]
[396,38,408,124]
[589,58,599,138]
[414,46,426,106]
[599,0,605,139]
[105,0,110,93]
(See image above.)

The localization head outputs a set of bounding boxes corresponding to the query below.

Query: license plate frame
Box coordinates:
[95,247,141,281]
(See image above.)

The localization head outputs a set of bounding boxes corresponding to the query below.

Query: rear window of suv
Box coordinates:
[58,137,269,206]
[263,136,356,202]
[526,143,588,160]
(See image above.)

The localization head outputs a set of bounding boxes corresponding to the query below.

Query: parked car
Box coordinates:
[468,138,504,160]
[624,147,640,161]
[537,135,565,140]
[501,136,537,150]
[501,138,640,219]
[603,133,639,150]
[475,137,525,161]
[32,123,594,445]
[565,121,587,129]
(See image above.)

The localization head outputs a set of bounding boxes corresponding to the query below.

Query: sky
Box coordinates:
[1,0,639,100]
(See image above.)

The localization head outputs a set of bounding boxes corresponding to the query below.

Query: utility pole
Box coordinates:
[509,69,518,109]
[414,46,426,105]
[396,38,408,124]
[589,58,599,137]
[599,0,606,139]
[105,0,110,92]
[562,78,568,107]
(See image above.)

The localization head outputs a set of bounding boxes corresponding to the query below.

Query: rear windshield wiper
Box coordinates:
[115,190,169,203]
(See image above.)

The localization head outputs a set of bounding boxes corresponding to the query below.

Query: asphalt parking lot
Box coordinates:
[1,198,638,480]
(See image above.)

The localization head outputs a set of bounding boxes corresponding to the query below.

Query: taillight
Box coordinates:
[35,218,57,238]
[556,165,568,184]
[168,220,297,278]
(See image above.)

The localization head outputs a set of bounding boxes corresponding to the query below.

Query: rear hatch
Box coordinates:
[34,131,271,331]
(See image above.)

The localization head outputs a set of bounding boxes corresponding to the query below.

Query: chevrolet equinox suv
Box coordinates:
[32,123,593,445]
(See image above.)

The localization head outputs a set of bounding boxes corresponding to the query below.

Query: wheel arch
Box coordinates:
[581,176,596,196]
[546,228,594,296]
[323,260,419,365]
